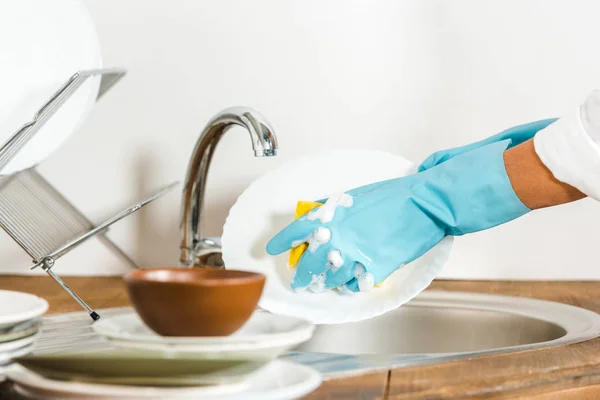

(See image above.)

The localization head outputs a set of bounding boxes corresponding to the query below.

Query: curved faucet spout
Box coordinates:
[180,107,278,266]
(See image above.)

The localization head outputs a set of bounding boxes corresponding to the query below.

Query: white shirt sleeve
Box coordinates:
[534,90,600,200]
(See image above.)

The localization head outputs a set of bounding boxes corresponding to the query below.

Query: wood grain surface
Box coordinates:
[1,276,600,399]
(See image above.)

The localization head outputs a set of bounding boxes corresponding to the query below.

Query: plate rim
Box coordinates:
[0,291,48,326]
[102,328,313,353]
[92,311,315,348]
[0,332,39,354]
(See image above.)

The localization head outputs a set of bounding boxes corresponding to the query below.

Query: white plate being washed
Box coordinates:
[8,359,322,400]
[222,149,454,324]
[0,0,102,175]
[0,291,48,329]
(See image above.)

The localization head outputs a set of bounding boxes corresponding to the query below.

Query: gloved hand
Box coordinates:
[418,119,557,171]
[266,135,531,293]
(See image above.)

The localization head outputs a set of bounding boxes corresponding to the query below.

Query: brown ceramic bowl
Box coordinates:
[124,268,266,337]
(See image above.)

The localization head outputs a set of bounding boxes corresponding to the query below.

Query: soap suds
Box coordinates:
[289,192,355,293]
[291,226,331,255]
[327,249,344,272]
[308,272,327,293]
[308,227,331,252]
[354,263,375,292]
[358,273,375,292]
[337,284,355,295]
[306,193,353,224]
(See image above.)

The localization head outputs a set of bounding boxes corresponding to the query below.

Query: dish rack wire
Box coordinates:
[0,68,177,321]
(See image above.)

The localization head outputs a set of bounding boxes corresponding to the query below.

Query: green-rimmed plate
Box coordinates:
[16,350,269,386]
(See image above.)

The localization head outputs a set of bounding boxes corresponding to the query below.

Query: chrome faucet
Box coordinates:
[180,107,278,267]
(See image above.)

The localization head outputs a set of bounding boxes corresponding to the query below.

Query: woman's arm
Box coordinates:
[505,139,586,210]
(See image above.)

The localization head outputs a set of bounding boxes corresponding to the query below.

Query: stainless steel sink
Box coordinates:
[285,290,600,378]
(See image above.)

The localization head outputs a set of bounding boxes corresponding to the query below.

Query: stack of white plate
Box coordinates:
[7,310,322,399]
[0,290,48,380]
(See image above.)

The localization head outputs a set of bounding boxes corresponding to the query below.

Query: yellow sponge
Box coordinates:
[288,201,323,268]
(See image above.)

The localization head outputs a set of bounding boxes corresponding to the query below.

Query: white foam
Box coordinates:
[327,249,344,272]
[354,263,375,292]
[337,284,355,295]
[307,227,331,252]
[358,273,375,292]
[306,193,353,224]
[308,272,327,293]
[354,263,366,277]
[291,226,332,256]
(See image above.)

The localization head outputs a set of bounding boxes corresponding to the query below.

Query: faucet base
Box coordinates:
[195,251,225,269]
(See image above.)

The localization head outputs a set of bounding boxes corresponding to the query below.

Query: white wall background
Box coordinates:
[3,0,600,279]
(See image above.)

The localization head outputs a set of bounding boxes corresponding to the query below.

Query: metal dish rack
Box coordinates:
[0,68,177,320]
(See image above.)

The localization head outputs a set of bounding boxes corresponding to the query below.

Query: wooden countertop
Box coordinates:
[2,276,600,399]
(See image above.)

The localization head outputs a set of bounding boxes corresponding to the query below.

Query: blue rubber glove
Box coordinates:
[266,139,529,293]
[418,119,557,172]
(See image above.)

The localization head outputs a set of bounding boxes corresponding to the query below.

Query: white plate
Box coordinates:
[0,0,102,175]
[0,332,38,354]
[0,291,48,329]
[93,311,314,354]
[0,343,34,365]
[222,149,454,324]
[8,360,322,400]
